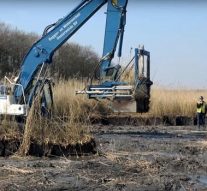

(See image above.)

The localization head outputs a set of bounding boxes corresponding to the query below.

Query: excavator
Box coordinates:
[0,0,152,117]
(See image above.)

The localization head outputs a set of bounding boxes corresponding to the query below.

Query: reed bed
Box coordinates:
[17,79,110,155]
[53,80,207,118]
[150,87,207,117]
[53,79,109,119]
[1,79,206,155]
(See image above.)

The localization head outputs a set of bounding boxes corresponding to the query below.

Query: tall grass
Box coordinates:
[53,79,110,119]
[2,79,206,155]
[53,80,207,118]
[119,67,206,117]
[150,87,207,117]
[17,79,110,155]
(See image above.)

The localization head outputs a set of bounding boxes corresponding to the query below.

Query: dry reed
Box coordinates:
[53,79,110,119]
[17,79,110,155]
[53,80,207,118]
[150,87,207,117]
[0,117,20,139]
[1,79,206,156]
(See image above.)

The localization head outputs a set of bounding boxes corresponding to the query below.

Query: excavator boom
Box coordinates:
[14,0,128,104]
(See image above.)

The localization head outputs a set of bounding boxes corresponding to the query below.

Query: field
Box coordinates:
[0,80,207,190]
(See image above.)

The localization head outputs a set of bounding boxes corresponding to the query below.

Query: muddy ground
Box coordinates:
[0,125,207,191]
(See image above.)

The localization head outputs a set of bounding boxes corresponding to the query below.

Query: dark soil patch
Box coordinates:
[0,138,96,157]
[0,125,207,190]
[91,115,196,126]
[0,138,20,156]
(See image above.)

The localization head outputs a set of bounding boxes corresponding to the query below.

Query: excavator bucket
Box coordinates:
[112,46,152,113]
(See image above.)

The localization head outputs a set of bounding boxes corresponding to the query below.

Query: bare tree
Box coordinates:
[0,22,99,80]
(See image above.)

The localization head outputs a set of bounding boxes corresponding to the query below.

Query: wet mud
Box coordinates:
[0,125,207,190]
[0,138,96,157]
[91,115,196,126]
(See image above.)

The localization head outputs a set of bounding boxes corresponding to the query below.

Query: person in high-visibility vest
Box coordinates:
[197,96,207,128]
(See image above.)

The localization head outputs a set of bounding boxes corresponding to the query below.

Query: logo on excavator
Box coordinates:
[112,0,118,6]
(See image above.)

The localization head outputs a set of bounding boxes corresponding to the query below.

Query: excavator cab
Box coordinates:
[0,78,27,116]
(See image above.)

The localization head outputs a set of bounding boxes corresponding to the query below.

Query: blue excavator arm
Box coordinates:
[14,0,128,104]
[100,0,128,81]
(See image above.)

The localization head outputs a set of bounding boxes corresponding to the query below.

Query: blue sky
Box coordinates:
[0,0,207,88]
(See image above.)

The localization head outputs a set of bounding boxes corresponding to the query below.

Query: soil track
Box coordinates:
[0,125,207,190]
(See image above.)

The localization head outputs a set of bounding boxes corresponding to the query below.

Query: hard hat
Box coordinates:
[200,96,204,100]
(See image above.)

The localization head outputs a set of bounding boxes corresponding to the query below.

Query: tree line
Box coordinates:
[0,22,99,80]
